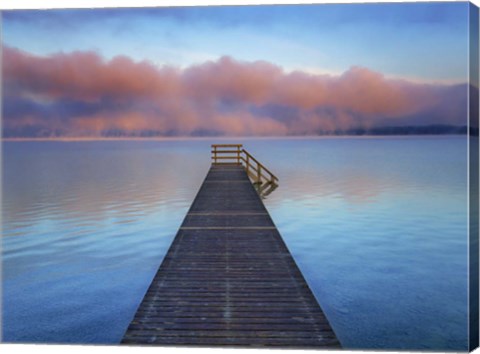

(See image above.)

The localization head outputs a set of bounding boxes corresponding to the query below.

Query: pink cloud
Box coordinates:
[4,47,180,102]
[2,46,468,137]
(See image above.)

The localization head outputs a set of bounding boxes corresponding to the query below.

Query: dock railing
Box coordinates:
[211,144,279,195]
[211,144,243,165]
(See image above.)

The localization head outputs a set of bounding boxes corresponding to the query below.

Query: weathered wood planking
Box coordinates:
[122,164,340,348]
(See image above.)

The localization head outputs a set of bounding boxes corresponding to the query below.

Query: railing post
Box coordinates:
[257,164,261,184]
[236,145,240,165]
[214,145,217,164]
[246,154,250,175]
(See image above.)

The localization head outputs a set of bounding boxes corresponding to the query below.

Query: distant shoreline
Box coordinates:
[1,134,471,143]
[2,125,474,141]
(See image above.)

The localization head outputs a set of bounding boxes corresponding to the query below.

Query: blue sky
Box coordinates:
[2,2,470,83]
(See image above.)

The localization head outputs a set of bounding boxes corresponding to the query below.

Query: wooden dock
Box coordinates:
[122,145,340,348]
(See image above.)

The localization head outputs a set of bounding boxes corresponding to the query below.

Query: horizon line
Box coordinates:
[1,134,469,142]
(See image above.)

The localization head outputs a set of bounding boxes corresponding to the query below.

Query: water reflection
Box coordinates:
[2,137,469,349]
[3,141,210,229]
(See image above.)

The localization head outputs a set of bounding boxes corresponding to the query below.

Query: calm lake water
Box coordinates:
[2,137,469,350]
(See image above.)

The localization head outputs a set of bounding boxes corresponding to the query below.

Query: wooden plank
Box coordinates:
[123,336,341,347]
[122,164,340,348]
[130,317,321,324]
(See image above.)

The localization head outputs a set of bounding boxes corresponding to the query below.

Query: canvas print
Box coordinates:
[1,1,479,351]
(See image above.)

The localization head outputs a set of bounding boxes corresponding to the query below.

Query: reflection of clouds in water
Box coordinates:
[253,137,467,208]
[3,137,467,233]
[270,169,390,206]
[2,141,211,231]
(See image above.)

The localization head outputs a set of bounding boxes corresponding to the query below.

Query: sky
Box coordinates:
[1,2,475,137]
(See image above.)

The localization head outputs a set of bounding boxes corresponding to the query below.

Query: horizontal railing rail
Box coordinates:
[211,144,278,190]
[211,144,243,165]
